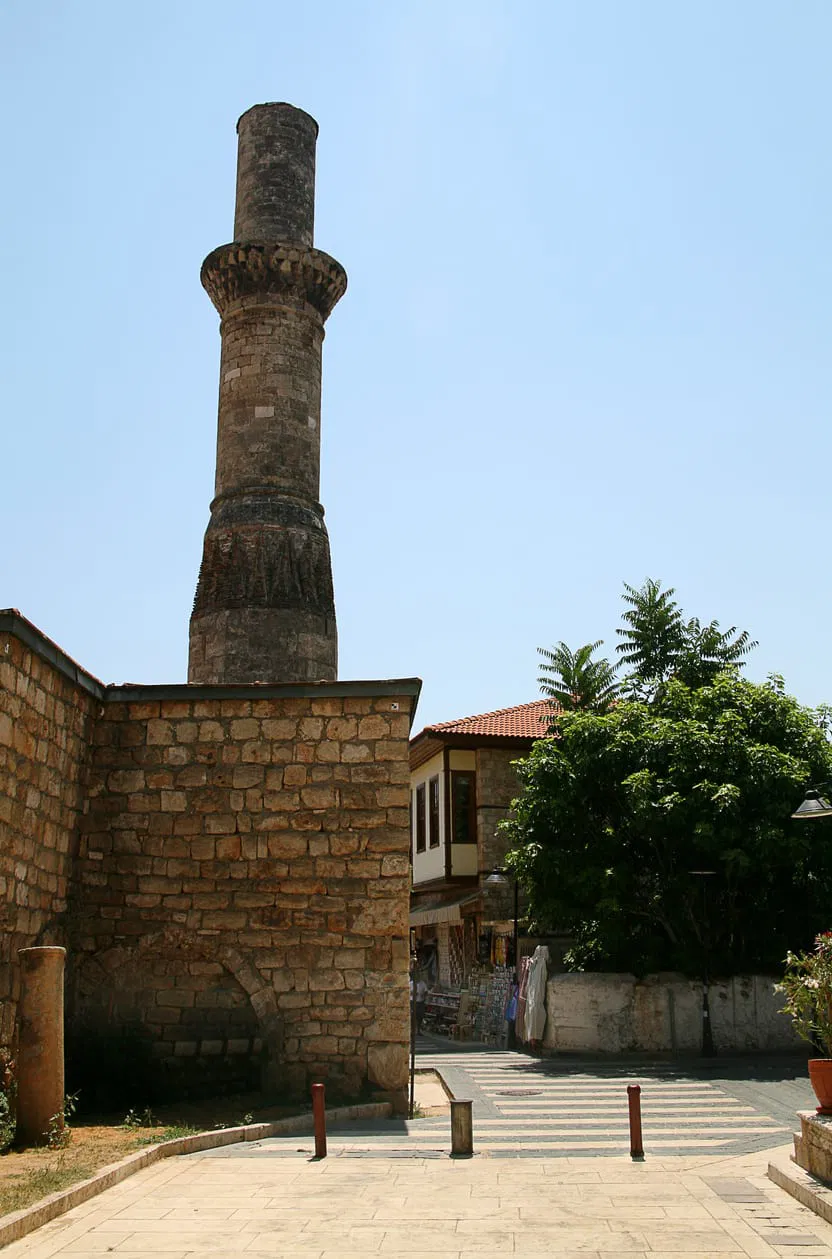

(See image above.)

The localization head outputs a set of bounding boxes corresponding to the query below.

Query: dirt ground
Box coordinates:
[0,1091,305,1218]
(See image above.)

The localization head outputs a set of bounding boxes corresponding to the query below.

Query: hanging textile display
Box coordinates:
[523,945,550,1043]
[514,955,532,1043]
[491,934,511,968]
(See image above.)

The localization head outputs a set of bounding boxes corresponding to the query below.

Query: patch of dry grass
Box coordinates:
[0,1091,308,1221]
[0,1155,94,1216]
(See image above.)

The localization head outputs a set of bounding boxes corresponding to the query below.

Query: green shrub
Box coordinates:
[0,1047,16,1151]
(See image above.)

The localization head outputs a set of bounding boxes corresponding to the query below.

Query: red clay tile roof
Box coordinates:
[418,699,556,741]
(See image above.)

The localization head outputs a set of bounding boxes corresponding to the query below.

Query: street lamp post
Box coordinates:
[689,870,716,1058]
[790,784,832,1058]
[484,867,520,1048]
[484,868,519,978]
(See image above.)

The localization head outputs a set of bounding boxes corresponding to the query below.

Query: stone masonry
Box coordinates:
[189,104,346,685]
[1,611,420,1104]
[0,626,97,1048]
[476,745,525,923]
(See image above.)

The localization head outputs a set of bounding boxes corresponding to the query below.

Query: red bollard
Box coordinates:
[312,1082,327,1158]
[627,1084,644,1160]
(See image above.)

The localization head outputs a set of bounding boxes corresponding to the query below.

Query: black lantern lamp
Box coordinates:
[484,867,519,980]
[689,870,716,1058]
[791,787,832,821]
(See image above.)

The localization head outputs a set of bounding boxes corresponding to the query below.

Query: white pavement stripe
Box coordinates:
[485,1107,755,1117]
[464,1079,721,1089]
[329,1143,735,1153]
[419,1058,699,1068]
[483,1088,726,1098]
[490,1118,768,1128]
[464,1080,723,1091]
[472,1089,722,1098]
[405,1122,784,1132]
[490,1103,756,1112]
[462,1071,719,1078]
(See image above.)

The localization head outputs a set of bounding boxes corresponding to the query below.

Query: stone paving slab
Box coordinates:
[4,1143,832,1258]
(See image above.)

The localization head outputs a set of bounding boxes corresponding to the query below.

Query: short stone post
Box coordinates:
[16,947,66,1147]
[311,1082,327,1159]
[450,1099,473,1157]
[627,1084,644,1160]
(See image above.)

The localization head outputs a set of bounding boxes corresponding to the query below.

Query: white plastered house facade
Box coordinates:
[408,700,552,988]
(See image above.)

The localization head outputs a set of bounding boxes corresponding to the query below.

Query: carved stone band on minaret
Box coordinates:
[189,103,346,685]
[201,244,347,322]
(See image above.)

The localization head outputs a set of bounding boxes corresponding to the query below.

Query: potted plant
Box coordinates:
[779,931,832,1113]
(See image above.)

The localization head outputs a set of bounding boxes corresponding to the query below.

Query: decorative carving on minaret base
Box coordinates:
[193,526,335,617]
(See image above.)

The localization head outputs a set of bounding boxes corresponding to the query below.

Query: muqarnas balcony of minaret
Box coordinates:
[200,243,346,320]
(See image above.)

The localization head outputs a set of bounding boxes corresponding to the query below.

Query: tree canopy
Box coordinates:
[538,640,620,714]
[538,578,757,713]
[508,582,832,976]
[617,578,757,696]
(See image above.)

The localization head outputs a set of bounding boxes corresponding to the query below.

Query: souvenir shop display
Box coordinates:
[422,988,461,1034]
[472,964,513,1044]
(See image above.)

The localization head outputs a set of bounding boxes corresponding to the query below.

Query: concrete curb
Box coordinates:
[0,1101,392,1249]
[768,1150,832,1225]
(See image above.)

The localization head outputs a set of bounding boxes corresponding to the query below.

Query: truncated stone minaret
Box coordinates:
[189,103,346,684]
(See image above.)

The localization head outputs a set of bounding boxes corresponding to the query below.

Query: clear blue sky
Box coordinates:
[3,1,830,730]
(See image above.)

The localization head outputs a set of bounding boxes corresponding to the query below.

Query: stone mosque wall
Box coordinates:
[0,616,99,1046]
[0,612,418,1105]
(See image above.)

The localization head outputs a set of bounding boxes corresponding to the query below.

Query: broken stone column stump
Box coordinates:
[16,946,66,1147]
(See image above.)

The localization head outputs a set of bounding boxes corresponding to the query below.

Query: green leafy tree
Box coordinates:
[538,640,620,715]
[617,578,757,697]
[677,616,757,689]
[616,578,686,690]
[504,671,832,975]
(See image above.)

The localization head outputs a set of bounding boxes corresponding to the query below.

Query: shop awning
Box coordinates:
[409,891,482,927]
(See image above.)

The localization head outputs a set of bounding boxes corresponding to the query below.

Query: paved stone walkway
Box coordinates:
[4,1050,827,1257]
[5,1142,832,1257]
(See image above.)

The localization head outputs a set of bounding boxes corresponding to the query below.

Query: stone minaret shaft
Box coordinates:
[189,103,346,684]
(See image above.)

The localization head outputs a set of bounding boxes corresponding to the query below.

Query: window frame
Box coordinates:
[414,782,427,854]
[450,770,477,845]
[428,775,440,848]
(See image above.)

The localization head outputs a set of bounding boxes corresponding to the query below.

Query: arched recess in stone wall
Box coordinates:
[69,929,283,1083]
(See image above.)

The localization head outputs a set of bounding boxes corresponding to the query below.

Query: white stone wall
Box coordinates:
[542,973,802,1054]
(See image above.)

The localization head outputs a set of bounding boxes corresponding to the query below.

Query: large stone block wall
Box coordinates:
[0,620,99,1044]
[71,688,414,1099]
[0,613,418,1104]
[792,1112,832,1183]
[543,972,802,1054]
